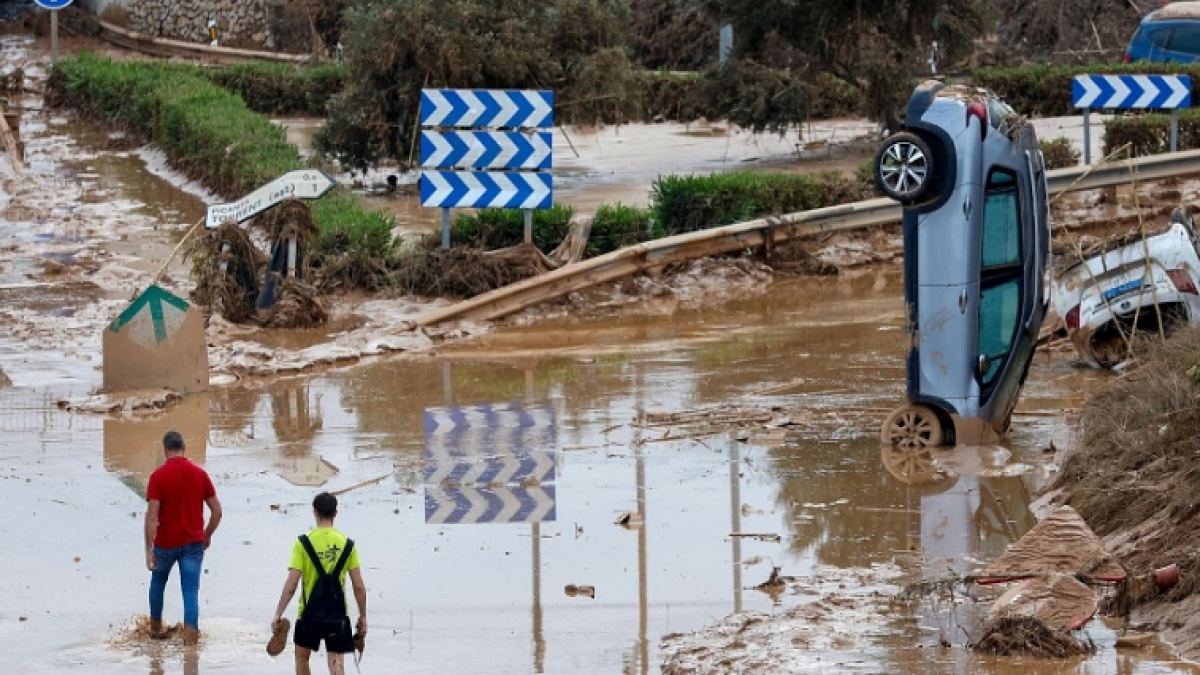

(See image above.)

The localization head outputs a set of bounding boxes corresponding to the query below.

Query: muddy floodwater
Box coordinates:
[4,268,1199,674]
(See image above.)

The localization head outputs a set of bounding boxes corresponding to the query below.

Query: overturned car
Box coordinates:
[1051,207,1200,368]
[876,81,1050,448]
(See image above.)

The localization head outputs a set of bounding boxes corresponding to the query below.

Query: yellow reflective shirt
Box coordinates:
[289,526,361,617]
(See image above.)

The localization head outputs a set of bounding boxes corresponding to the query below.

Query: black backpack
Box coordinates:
[298,534,355,636]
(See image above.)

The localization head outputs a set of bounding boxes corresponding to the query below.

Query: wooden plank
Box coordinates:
[0,101,22,176]
[94,20,311,64]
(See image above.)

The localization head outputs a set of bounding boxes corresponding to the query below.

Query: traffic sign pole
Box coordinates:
[50,10,57,62]
[1083,109,1091,165]
[524,208,532,245]
[441,208,450,250]
[1172,109,1180,153]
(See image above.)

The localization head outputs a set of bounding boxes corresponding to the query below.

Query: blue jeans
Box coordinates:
[149,542,205,629]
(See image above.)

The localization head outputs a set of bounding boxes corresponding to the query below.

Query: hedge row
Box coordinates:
[47,54,393,289]
[455,168,871,261]
[972,62,1200,118]
[1104,108,1200,156]
[206,62,345,117]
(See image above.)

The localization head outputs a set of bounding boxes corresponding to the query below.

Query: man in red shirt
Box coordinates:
[144,430,222,644]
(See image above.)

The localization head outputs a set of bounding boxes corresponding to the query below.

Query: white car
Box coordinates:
[1051,207,1200,367]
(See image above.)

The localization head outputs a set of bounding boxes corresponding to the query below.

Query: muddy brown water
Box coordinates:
[0,33,1196,674]
[5,267,1199,673]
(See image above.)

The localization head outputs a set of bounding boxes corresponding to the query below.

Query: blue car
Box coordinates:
[1125,2,1200,63]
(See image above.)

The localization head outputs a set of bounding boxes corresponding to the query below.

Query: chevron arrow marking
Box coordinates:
[1132,75,1156,108]
[420,171,552,208]
[1105,76,1130,108]
[1167,76,1191,108]
[1074,76,1101,108]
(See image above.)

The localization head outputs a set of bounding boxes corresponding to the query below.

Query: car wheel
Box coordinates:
[875,132,934,203]
[880,403,944,448]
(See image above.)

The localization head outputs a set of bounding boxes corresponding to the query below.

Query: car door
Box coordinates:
[975,167,1025,410]
[1144,26,1175,61]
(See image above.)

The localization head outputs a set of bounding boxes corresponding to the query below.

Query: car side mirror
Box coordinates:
[977,354,992,377]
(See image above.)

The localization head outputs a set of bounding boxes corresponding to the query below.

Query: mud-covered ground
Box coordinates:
[5,22,1200,675]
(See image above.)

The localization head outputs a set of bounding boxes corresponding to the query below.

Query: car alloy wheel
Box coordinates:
[880,403,944,448]
[875,132,934,203]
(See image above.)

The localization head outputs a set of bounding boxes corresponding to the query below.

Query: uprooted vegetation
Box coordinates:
[1049,327,1200,610]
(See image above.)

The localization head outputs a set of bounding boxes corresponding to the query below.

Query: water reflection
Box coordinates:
[103,394,209,497]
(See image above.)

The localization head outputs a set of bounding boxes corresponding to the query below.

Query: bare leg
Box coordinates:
[326,651,345,675]
[295,645,313,675]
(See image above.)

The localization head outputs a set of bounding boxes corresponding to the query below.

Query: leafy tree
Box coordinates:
[700,0,991,130]
[316,0,641,170]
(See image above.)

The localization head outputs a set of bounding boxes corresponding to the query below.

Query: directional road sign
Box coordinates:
[421,131,553,170]
[35,0,73,8]
[425,485,557,525]
[420,170,551,209]
[103,284,208,394]
[420,89,553,129]
[108,284,190,348]
[206,169,337,228]
[1072,74,1191,109]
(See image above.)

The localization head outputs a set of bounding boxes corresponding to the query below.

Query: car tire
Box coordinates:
[880,403,945,448]
[874,132,935,204]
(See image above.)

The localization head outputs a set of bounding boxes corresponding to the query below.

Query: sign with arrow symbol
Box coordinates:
[421,131,553,170]
[206,169,337,228]
[103,284,208,395]
[1072,74,1191,109]
[420,170,551,209]
[420,89,553,128]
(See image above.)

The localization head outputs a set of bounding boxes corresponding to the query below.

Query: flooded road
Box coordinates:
[5,268,1198,674]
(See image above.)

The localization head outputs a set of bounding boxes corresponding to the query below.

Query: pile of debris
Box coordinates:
[186,198,327,329]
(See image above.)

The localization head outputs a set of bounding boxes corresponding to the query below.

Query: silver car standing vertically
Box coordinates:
[875,81,1050,448]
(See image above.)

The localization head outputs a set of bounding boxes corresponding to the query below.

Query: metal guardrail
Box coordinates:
[415,149,1200,327]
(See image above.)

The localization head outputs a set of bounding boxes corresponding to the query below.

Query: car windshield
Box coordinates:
[978,169,1023,386]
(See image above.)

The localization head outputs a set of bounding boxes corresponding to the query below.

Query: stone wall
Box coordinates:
[124,0,283,49]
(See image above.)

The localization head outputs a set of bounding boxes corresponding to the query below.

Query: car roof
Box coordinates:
[1150,1,1200,21]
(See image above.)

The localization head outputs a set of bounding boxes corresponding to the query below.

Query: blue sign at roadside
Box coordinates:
[35,0,74,9]
[1072,74,1191,110]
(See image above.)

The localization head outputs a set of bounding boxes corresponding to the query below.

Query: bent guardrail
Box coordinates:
[415,149,1200,327]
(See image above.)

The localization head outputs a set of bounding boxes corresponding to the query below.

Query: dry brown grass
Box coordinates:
[972,617,1094,658]
[1050,326,1200,609]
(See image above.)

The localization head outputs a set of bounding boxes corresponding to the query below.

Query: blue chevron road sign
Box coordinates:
[425,485,557,525]
[420,170,552,209]
[422,402,557,525]
[1072,74,1191,109]
[420,131,553,170]
[420,89,554,128]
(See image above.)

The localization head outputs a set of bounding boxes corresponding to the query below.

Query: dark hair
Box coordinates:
[313,492,338,518]
[163,431,185,451]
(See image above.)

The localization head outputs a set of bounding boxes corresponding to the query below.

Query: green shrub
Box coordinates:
[589,203,660,255]
[1103,109,1200,157]
[1039,137,1081,169]
[47,54,394,291]
[855,158,879,197]
[450,205,577,254]
[207,62,346,116]
[650,171,863,235]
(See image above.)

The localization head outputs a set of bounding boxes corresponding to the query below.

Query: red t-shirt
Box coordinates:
[147,456,216,549]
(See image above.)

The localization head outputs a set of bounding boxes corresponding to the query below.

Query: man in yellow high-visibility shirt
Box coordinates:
[270,492,367,675]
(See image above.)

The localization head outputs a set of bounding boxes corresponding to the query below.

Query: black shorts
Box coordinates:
[294,616,354,653]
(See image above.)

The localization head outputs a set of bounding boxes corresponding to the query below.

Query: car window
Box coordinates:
[978,279,1020,384]
[1167,24,1200,55]
[978,168,1024,388]
[1150,27,1173,49]
[982,172,1020,268]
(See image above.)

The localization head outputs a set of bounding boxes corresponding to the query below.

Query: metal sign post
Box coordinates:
[1073,74,1192,164]
[419,89,554,249]
[34,0,74,62]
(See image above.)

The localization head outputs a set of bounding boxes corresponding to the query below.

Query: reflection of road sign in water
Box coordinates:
[206,169,337,228]
[103,284,208,394]
[422,402,556,524]
[35,0,73,8]
[425,485,556,525]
